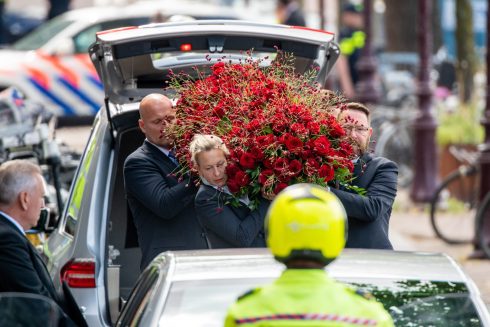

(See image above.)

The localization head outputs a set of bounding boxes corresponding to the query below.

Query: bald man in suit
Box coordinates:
[124,94,208,270]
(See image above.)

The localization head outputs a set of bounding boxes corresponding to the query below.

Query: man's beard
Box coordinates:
[354,137,370,156]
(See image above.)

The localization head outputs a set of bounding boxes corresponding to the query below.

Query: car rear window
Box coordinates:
[159,278,482,327]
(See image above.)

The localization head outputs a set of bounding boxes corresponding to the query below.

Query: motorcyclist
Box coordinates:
[224,183,394,326]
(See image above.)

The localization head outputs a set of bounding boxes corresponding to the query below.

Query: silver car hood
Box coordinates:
[89,20,339,111]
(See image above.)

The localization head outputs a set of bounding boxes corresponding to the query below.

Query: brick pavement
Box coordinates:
[390,189,490,309]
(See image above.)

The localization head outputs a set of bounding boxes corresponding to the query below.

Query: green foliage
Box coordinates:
[436,104,484,146]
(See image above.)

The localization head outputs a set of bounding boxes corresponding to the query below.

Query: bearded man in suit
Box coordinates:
[331,102,398,249]
[124,93,208,270]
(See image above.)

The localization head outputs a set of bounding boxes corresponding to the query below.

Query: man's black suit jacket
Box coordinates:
[331,153,398,249]
[195,185,269,248]
[0,213,60,301]
[124,141,208,269]
[0,214,87,326]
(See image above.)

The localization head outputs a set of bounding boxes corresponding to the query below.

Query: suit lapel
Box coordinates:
[352,153,373,187]
[142,141,179,174]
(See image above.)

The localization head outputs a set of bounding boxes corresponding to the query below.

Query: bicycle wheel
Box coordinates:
[429,165,479,244]
[476,192,490,259]
[374,121,414,187]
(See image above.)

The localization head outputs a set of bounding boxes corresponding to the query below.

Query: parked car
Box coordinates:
[0,1,246,121]
[43,20,340,327]
[117,249,490,326]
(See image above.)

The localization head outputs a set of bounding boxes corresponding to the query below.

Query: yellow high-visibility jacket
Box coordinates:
[225,269,394,327]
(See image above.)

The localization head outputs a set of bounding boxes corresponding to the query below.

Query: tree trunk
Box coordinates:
[455,0,477,103]
[384,0,418,52]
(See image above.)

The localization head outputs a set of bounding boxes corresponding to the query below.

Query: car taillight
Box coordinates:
[61,259,96,288]
[180,43,192,51]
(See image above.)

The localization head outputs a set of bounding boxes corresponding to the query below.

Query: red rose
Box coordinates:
[273,157,289,174]
[284,135,303,154]
[328,119,345,138]
[274,182,288,194]
[263,157,275,169]
[305,158,320,176]
[212,62,225,75]
[313,136,332,156]
[300,149,313,160]
[288,159,302,176]
[234,169,250,187]
[213,104,225,118]
[232,148,243,161]
[245,119,261,131]
[256,135,275,149]
[239,152,256,170]
[344,160,355,172]
[338,141,354,157]
[318,164,335,182]
[277,172,292,183]
[226,162,240,177]
[227,179,240,193]
[290,122,308,137]
[306,121,320,134]
[258,169,274,185]
[250,146,265,161]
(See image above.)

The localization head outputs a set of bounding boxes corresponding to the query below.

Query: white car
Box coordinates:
[118,249,490,326]
[0,1,244,120]
[43,20,340,327]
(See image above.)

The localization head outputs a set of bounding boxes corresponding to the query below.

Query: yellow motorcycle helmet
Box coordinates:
[265,183,347,265]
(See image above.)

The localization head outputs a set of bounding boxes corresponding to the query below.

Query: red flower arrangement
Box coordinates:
[170,53,355,208]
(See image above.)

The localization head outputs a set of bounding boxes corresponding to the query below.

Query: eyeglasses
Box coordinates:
[343,125,370,134]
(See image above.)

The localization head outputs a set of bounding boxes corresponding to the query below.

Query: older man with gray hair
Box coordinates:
[0,159,88,325]
[0,160,59,299]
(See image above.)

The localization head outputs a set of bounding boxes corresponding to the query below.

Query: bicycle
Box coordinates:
[371,104,416,188]
[429,145,480,244]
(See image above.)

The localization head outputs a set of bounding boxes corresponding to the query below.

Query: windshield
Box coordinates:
[12,16,74,51]
[152,51,276,71]
[159,278,482,327]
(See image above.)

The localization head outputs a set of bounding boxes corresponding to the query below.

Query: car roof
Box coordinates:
[61,1,241,22]
[156,249,469,283]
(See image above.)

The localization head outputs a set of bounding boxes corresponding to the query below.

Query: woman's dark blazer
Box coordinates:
[195,184,270,248]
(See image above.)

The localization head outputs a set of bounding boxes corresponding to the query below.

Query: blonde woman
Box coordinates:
[190,134,270,248]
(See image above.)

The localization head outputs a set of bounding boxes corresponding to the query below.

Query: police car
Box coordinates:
[0,1,244,120]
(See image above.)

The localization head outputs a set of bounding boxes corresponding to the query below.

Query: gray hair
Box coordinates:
[189,134,230,166]
[0,160,42,206]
